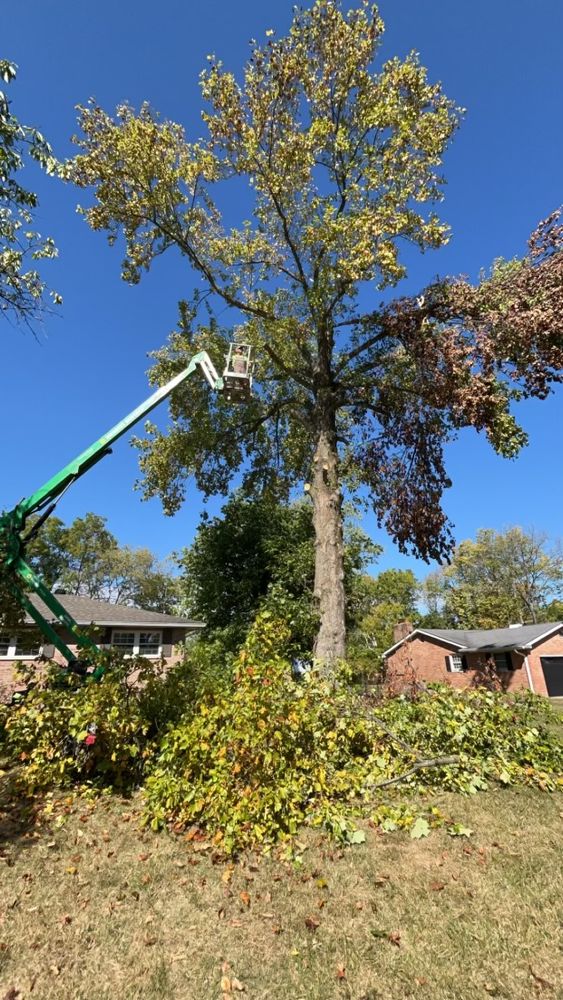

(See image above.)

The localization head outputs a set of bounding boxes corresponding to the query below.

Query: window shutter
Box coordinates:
[461,654,468,671]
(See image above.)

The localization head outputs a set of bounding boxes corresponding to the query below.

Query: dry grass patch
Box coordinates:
[0,779,562,1000]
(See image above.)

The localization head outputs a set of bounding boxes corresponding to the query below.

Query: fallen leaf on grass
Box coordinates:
[144,936,157,946]
[61,914,72,925]
[239,891,251,907]
[305,915,321,931]
[336,964,346,980]
[410,818,430,839]
[138,853,151,862]
[388,931,401,947]
[430,881,446,892]
[373,874,390,887]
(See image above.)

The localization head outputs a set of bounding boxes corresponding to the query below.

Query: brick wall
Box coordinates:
[384,630,563,695]
[0,625,191,699]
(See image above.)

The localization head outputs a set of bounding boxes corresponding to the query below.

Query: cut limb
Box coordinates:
[311,422,346,669]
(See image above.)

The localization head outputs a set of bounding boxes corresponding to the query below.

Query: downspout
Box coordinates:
[519,647,534,693]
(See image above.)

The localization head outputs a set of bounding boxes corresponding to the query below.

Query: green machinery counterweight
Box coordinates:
[0,349,240,675]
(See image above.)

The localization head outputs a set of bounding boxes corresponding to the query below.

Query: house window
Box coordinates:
[447,654,466,673]
[139,632,161,655]
[111,630,162,657]
[493,652,513,672]
[112,631,136,654]
[0,635,41,658]
[14,636,41,657]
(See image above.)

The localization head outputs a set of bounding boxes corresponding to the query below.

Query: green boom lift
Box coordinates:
[0,346,253,678]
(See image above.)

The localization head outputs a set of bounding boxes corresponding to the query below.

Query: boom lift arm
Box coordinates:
[0,352,225,673]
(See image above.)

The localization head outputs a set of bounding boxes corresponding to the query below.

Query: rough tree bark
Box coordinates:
[311,410,346,668]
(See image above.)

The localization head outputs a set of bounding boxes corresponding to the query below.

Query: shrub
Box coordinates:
[143,613,389,853]
[374,684,563,793]
[4,655,156,790]
[143,615,563,853]
[4,616,562,854]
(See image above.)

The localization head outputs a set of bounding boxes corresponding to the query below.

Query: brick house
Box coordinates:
[383,621,563,697]
[0,593,205,696]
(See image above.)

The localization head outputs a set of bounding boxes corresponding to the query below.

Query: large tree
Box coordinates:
[422,527,563,629]
[0,60,60,325]
[66,1,563,666]
[179,494,379,653]
[24,511,180,612]
[348,568,419,674]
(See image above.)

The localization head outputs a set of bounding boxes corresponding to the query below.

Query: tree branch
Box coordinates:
[368,756,458,790]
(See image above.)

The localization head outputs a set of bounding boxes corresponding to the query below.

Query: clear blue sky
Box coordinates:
[2,1,562,578]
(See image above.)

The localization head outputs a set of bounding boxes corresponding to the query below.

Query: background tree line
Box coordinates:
[3,491,563,668]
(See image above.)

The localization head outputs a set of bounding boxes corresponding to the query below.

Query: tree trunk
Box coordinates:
[311,418,346,670]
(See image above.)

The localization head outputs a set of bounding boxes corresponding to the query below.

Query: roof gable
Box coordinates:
[383,622,563,658]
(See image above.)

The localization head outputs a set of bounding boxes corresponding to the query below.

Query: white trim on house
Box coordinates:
[519,623,563,649]
[0,634,42,660]
[110,628,163,658]
[447,653,465,673]
[382,628,465,660]
[523,655,534,692]
[79,619,202,628]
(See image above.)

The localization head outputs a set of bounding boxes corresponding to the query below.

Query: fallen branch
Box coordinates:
[341,709,421,756]
[368,755,458,791]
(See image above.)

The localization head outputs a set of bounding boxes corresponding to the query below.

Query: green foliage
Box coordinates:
[0,59,61,324]
[3,656,157,790]
[374,685,563,793]
[421,527,563,628]
[25,510,180,611]
[347,568,420,677]
[179,495,378,653]
[143,614,381,852]
[143,616,563,854]
[3,617,561,854]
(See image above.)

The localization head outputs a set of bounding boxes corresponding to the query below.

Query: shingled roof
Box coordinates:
[384,622,563,658]
[22,593,205,630]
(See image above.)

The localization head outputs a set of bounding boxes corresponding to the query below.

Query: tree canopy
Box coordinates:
[66,0,563,664]
[422,527,563,629]
[178,494,379,653]
[0,59,60,325]
[25,511,180,613]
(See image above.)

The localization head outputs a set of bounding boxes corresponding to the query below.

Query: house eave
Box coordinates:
[382,628,465,659]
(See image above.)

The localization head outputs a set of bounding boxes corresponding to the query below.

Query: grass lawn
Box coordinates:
[1,780,562,1000]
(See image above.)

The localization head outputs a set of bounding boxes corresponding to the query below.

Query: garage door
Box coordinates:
[540,657,563,697]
